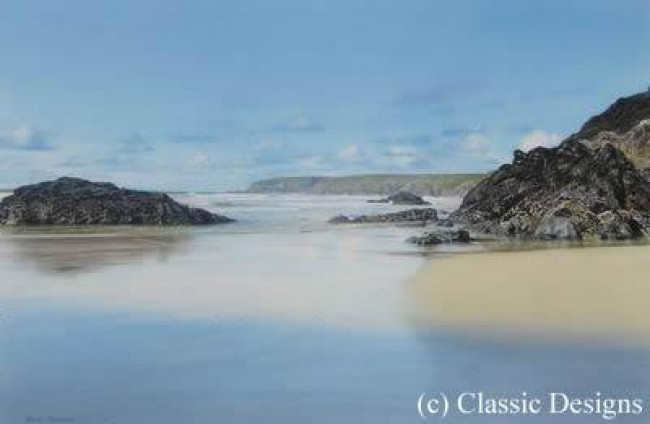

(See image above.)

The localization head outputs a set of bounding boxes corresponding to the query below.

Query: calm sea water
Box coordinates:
[0,193,648,423]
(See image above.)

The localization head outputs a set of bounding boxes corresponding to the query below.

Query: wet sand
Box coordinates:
[2,191,650,423]
[408,244,650,344]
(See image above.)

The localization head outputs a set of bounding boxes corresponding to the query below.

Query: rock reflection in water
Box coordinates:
[0,229,190,275]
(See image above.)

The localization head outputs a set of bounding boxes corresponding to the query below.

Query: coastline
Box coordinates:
[3,193,650,424]
[408,243,650,345]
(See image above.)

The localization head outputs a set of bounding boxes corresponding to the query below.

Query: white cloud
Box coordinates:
[7,126,31,145]
[297,155,323,169]
[459,132,509,165]
[187,153,210,170]
[518,130,562,152]
[461,133,492,156]
[337,145,364,163]
[0,125,52,151]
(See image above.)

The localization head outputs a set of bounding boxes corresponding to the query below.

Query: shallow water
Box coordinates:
[0,194,648,423]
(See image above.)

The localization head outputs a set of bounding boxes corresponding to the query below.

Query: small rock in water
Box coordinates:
[406,229,471,245]
[368,191,431,205]
[328,214,353,224]
[328,208,438,224]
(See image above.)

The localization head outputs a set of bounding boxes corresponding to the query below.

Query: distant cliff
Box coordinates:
[247,174,483,196]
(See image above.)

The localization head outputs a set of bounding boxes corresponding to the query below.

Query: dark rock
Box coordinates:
[579,117,650,171]
[452,89,650,241]
[368,191,431,205]
[0,177,234,226]
[328,214,354,224]
[572,90,650,141]
[597,210,645,240]
[328,208,438,224]
[406,229,471,245]
[452,138,650,240]
[571,90,650,170]
[534,215,581,240]
[643,168,650,181]
[532,203,602,240]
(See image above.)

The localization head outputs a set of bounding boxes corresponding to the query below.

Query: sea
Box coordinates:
[0,193,648,423]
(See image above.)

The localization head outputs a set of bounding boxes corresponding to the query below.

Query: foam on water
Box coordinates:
[0,194,461,330]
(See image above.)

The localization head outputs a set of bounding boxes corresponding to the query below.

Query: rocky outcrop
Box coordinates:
[579,119,650,172]
[574,90,650,172]
[329,208,438,224]
[572,90,650,141]
[596,210,645,240]
[367,191,431,205]
[406,229,470,245]
[452,134,650,240]
[0,177,234,226]
[451,89,650,241]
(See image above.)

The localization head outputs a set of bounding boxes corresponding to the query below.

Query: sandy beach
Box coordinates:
[2,194,650,424]
[408,243,650,344]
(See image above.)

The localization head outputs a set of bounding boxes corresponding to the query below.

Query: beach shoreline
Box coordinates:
[408,243,650,345]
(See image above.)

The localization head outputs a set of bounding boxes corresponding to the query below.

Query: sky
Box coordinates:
[0,0,649,191]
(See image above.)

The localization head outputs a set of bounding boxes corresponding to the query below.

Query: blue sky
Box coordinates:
[0,0,648,190]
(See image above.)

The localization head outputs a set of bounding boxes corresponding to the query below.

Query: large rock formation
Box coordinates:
[452,89,650,240]
[572,90,650,141]
[453,140,650,239]
[574,90,650,171]
[541,90,650,181]
[579,119,650,171]
[0,177,234,226]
